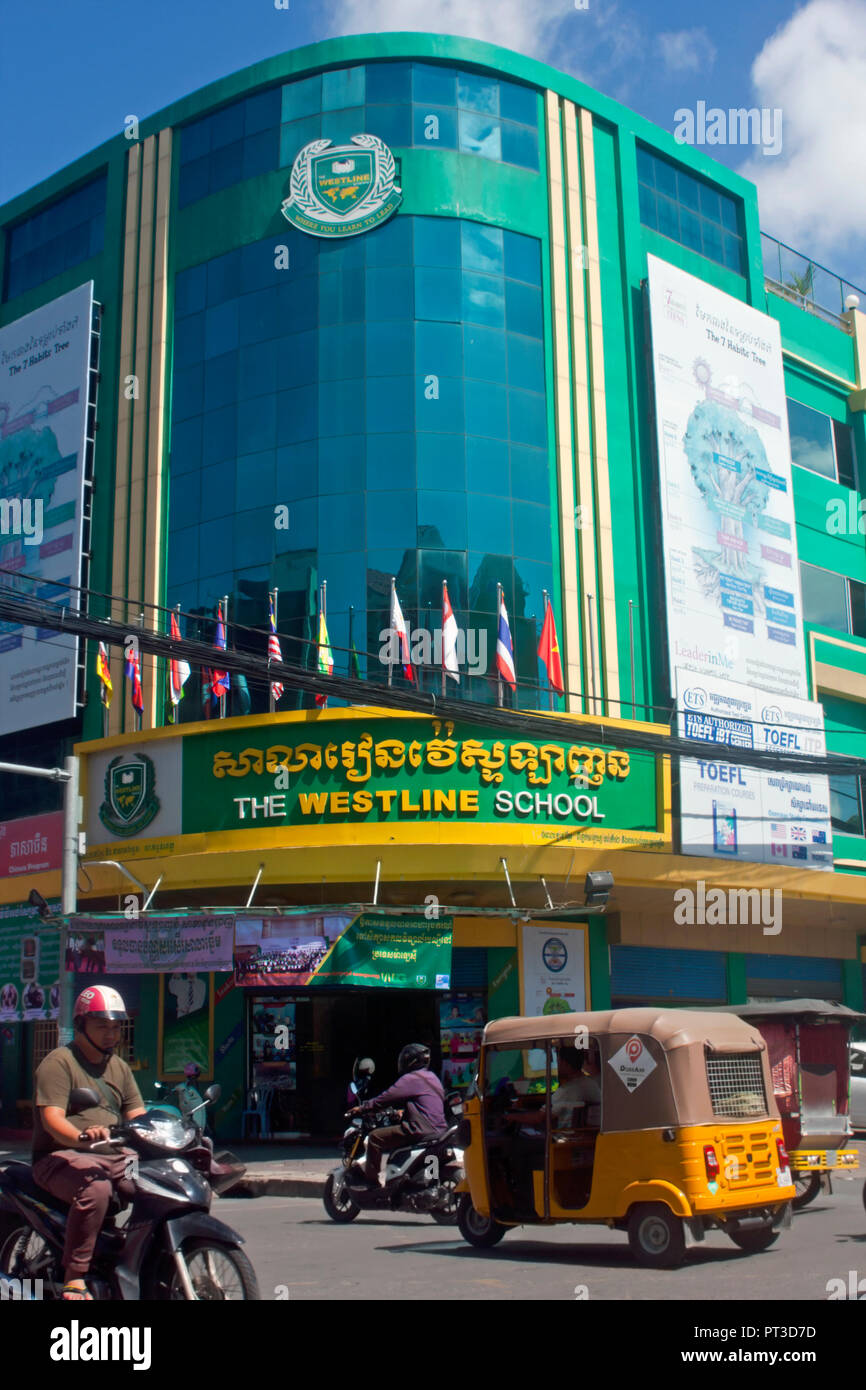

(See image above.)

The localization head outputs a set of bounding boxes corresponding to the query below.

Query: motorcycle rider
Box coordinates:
[351,1043,446,1184]
[31,986,146,1301]
[176,1062,208,1131]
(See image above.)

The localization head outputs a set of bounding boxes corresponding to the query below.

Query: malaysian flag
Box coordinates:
[268,595,284,704]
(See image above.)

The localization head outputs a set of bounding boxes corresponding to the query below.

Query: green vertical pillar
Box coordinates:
[487,947,520,1020]
[588,918,611,1010]
[726,953,747,1005]
[842,945,865,1011]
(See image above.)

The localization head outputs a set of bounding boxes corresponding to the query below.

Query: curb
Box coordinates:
[230,1173,329,1198]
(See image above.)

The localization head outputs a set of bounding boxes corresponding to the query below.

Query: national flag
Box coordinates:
[211,602,230,698]
[125,649,143,714]
[390,585,415,682]
[442,582,460,682]
[348,605,362,680]
[96,642,113,708]
[496,594,517,690]
[169,612,190,707]
[790,826,806,842]
[811,830,827,845]
[268,596,284,704]
[315,610,333,708]
[791,846,808,860]
[537,598,564,694]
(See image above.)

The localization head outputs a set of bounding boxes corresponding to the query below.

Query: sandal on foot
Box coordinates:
[62,1281,93,1301]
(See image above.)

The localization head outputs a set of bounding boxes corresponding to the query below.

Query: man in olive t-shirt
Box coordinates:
[31,986,146,1300]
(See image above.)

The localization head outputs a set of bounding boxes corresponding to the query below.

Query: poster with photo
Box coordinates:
[159,972,213,1079]
[439,992,485,1089]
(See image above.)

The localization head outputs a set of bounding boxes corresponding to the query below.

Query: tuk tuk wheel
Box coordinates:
[627,1204,687,1269]
[728,1225,780,1253]
[792,1173,822,1209]
[457,1194,507,1248]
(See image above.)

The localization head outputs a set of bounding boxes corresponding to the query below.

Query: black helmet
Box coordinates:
[398,1043,430,1075]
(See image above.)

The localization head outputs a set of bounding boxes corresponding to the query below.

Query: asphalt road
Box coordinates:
[222,1157,866,1302]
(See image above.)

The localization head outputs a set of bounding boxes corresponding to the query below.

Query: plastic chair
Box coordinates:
[241,1088,264,1139]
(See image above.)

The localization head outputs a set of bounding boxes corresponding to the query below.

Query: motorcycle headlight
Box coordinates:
[131,1114,196,1152]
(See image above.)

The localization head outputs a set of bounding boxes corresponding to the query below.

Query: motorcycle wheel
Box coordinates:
[161,1240,260,1301]
[792,1173,822,1209]
[323,1172,361,1223]
[0,1220,59,1291]
[430,1182,460,1225]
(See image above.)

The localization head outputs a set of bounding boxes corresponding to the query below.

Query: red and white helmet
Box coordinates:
[73,986,128,1022]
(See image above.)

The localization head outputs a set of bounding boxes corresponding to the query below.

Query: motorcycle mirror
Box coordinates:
[204,1083,221,1104]
[68,1087,100,1113]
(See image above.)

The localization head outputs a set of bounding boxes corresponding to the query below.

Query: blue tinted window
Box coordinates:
[242,129,276,180]
[202,404,236,464]
[459,112,501,160]
[512,501,550,560]
[702,220,724,263]
[465,380,508,439]
[236,450,276,511]
[366,434,414,490]
[465,325,507,382]
[173,364,205,421]
[366,266,413,321]
[170,418,202,476]
[417,433,465,491]
[466,435,509,494]
[367,376,414,433]
[505,279,542,337]
[413,63,456,106]
[463,273,505,329]
[178,157,210,208]
[412,106,457,147]
[414,216,460,268]
[319,435,364,493]
[174,313,205,367]
[363,104,412,148]
[245,87,280,135]
[200,459,236,519]
[680,208,702,254]
[283,275,318,334]
[319,322,365,381]
[322,66,365,111]
[168,526,200,586]
[318,235,365,271]
[280,115,322,165]
[499,80,537,126]
[211,103,244,149]
[720,197,739,234]
[457,73,499,114]
[366,61,412,104]
[507,334,544,392]
[209,142,243,193]
[509,389,547,448]
[238,393,277,452]
[320,493,364,549]
[365,214,413,266]
[203,352,237,411]
[277,385,317,444]
[418,491,468,549]
[415,266,461,321]
[462,222,504,274]
[234,508,273,568]
[511,445,549,504]
[318,268,365,324]
[366,490,415,549]
[501,122,539,170]
[415,320,462,376]
[5,174,106,301]
[182,118,211,163]
[282,75,322,123]
[319,378,365,437]
[238,288,280,345]
[205,301,240,358]
[207,251,241,305]
[276,441,318,500]
[468,492,511,552]
[169,470,201,527]
[239,341,279,400]
[637,144,744,273]
[321,107,365,146]
[278,330,318,388]
[638,184,657,230]
[416,374,464,433]
[367,320,414,376]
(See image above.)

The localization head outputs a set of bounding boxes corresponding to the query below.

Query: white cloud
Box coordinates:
[657,28,716,74]
[738,0,866,275]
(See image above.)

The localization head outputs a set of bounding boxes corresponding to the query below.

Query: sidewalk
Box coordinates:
[0,1137,335,1199]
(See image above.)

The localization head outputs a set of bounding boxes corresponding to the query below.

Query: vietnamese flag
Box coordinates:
[537,599,564,694]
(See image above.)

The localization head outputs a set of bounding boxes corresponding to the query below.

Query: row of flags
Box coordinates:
[95,585,565,717]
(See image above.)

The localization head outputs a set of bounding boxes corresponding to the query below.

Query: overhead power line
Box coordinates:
[0,582,861,779]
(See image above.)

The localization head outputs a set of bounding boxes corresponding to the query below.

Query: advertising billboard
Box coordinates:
[0,282,94,736]
[676,670,833,870]
[647,255,808,701]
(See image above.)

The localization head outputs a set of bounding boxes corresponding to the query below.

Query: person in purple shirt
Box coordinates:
[352,1043,446,1183]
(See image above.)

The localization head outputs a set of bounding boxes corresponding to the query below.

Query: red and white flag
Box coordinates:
[169,612,190,707]
[442,582,459,682]
[390,582,414,682]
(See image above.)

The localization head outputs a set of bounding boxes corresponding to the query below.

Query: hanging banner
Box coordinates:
[0,811,63,878]
[520,924,586,1018]
[0,903,60,1021]
[71,916,235,973]
[235,912,452,989]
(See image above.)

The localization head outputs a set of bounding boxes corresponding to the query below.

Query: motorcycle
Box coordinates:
[323,1065,464,1225]
[0,1085,256,1301]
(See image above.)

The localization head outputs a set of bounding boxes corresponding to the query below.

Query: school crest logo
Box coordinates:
[281,134,402,238]
[99,753,160,839]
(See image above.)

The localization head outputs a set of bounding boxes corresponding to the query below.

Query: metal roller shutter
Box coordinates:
[610,945,726,1004]
[451,948,487,989]
[745,953,842,1001]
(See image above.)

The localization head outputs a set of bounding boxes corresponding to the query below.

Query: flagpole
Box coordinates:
[220,596,228,720]
[441,581,446,699]
[496,583,503,709]
[137,610,144,731]
[101,644,108,736]
[320,581,328,709]
[388,577,395,688]
[269,588,278,715]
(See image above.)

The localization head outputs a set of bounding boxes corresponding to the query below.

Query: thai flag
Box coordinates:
[212,602,230,698]
[496,594,517,690]
[125,650,143,713]
[268,597,284,704]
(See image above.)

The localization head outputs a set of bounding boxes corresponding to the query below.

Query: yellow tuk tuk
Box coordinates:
[457,1008,795,1267]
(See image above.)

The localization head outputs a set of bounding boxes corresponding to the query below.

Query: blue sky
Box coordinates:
[1,0,864,288]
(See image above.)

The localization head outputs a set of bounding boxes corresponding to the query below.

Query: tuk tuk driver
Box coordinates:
[512,1046,601,1132]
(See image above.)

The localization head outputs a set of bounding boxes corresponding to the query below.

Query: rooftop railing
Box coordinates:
[761,232,864,329]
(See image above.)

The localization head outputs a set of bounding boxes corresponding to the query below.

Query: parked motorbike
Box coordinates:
[323,1062,464,1225]
[0,1085,256,1300]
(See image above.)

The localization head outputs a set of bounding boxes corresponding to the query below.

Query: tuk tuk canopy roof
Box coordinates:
[482,1007,763,1055]
[700,999,866,1023]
